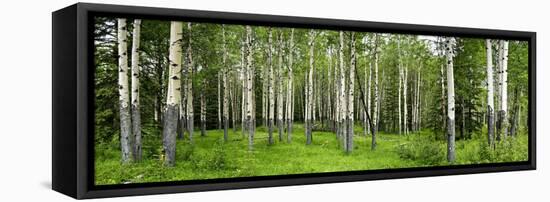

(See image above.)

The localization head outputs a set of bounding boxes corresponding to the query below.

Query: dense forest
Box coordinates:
[94,17,529,185]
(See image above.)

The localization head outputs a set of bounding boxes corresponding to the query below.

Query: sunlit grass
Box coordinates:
[95,123,528,185]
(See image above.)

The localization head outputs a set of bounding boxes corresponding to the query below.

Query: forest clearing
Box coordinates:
[94,17,530,185]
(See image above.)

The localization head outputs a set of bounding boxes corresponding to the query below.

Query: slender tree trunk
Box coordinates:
[218,72,222,129]
[267,28,275,145]
[345,32,356,153]
[286,28,294,143]
[186,23,194,143]
[398,37,402,135]
[306,29,315,145]
[510,88,520,136]
[445,38,456,163]
[117,18,133,163]
[130,19,142,162]
[231,68,237,133]
[486,39,495,147]
[277,30,285,142]
[367,50,372,136]
[222,25,229,141]
[403,65,408,135]
[498,40,509,139]
[338,31,347,148]
[162,21,183,166]
[372,34,379,150]
[245,26,255,150]
[201,78,206,136]
[241,36,248,137]
[182,64,189,139]
[417,71,422,130]
[440,63,446,139]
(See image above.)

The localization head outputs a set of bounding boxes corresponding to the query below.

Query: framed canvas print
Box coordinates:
[52,3,536,199]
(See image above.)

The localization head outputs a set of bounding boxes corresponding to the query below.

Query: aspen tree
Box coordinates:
[445,37,456,163]
[245,26,255,150]
[286,28,295,143]
[338,31,347,147]
[267,28,274,145]
[162,21,183,166]
[372,34,379,150]
[486,39,495,147]
[222,25,229,141]
[186,22,194,143]
[398,36,403,134]
[306,29,315,145]
[117,18,132,163]
[499,40,509,139]
[277,31,285,142]
[130,19,142,161]
[345,32,356,153]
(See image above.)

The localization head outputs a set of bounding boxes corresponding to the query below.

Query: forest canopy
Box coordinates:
[94,17,529,185]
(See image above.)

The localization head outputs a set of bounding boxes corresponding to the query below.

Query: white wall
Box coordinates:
[0,0,546,201]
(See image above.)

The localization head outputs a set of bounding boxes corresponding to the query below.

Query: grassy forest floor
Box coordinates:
[95,123,528,185]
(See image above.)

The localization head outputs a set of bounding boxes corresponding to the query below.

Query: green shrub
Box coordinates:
[396,135,445,165]
[471,135,528,163]
[190,140,227,170]
[179,144,195,161]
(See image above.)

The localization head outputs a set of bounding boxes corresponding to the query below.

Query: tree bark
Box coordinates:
[306,29,315,145]
[345,32,356,153]
[218,72,222,129]
[498,40,509,139]
[398,37,402,135]
[445,38,456,163]
[162,21,183,166]
[486,39,495,148]
[267,28,275,145]
[201,78,206,136]
[277,30,285,142]
[222,25,229,141]
[372,34,379,150]
[130,19,142,162]
[245,26,255,150]
[286,28,294,143]
[117,18,133,163]
[186,22,194,143]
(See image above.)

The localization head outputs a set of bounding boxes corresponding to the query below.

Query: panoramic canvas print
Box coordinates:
[93,17,529,185]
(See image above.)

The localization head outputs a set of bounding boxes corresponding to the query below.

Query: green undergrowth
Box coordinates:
[95,124,528,185]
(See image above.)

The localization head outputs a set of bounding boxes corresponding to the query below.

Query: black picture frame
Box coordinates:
[52,2,536,199]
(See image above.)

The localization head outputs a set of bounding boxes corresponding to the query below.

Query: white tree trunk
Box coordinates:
[130,19,142,162]
[277,30,284,142]
[338,31,347,147]
[186,22,194,143]
[372,34,379,150]
[201,78,206,136]
[117,18,132,163]
[367,49,372,136]
[286,28,294,143]
[222,25,229,141]
[499,40,509,139]
[245,26,255,150]
[242,34,248,138]
[486,39,495,147]
[267,28,275,145]
[345,32,356,153]
[306,29,315,145]
[397,37,402,135]
[403,65,408,135]
[445,37,456,163]
[218,72,222,129]
[162,21,183,166]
